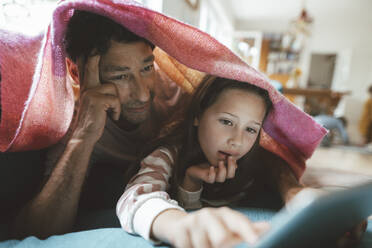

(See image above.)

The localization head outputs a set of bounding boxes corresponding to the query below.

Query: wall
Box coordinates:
[162,0,234,47]
[162,0,201,27]
[236,4,372,144]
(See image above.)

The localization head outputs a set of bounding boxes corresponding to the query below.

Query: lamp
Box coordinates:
[291,1,314,36]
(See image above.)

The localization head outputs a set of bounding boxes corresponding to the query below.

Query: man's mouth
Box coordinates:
[127,103,150,113]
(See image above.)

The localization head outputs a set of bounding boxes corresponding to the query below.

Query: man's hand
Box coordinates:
[181,156,238,192]
[152,207,270,248]
[71,55,121,144]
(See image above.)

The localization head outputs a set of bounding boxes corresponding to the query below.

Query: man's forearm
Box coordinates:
[12,138,95,238]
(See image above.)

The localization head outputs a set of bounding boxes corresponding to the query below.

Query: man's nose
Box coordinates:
[131,76,151,102]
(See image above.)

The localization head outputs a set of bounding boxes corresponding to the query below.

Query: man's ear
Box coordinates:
[66,57,80,101]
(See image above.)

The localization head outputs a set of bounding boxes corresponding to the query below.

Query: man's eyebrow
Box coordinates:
[103,65,129,72]
[222,112,262,126]
[103,55,154,72]
[143,55,155,63]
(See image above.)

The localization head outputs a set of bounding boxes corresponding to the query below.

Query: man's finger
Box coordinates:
[98,94,121,121]
[83,55,101,90]
[98,83,121,121]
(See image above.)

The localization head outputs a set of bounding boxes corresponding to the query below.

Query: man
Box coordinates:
[11,10,187,238]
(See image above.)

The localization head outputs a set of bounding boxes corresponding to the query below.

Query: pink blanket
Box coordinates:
[0,0,326,178]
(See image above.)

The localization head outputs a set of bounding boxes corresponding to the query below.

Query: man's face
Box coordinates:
[99,40,155,125]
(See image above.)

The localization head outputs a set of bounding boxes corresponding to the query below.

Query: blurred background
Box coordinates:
[1,0,371,174]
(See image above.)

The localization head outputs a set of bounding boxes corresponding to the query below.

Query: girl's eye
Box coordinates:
[246,127,257,134]
[219,119,233,126]
[143,64,154,72]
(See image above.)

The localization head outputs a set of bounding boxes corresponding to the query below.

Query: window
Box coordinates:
[135,0,163,13]
[199,0,233,48]
[0,0,57,35]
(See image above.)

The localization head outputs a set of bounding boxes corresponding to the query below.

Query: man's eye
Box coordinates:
[111,74,129,80]
[143,64,154,72]
[246,127,257,134]
[219,119,233,126]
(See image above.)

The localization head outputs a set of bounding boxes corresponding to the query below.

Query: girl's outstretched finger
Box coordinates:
[189,229,212,248]
[215,160,227,182]
[253,221,271,234]
[226,156,237,179]
[217,207,265,245]
[173,228,192,248]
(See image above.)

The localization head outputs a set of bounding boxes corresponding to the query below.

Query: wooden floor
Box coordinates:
[301,146,372,189]
[302,146,372,220]
[307,146,372,176]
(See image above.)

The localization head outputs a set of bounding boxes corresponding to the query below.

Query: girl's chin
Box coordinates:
[205,158,219,167]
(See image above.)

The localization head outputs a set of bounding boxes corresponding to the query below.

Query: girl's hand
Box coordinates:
[182,156,238,192]
[152,207,270,248]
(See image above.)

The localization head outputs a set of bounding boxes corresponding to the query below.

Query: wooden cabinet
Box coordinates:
[282,88,351,115]
[259,36,300,87]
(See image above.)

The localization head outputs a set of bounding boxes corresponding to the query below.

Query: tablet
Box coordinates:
[252,182,372,248]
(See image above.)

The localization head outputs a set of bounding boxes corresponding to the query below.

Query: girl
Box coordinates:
[116,75,273,247]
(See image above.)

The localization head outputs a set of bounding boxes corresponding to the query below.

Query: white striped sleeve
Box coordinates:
[116,147,184,242]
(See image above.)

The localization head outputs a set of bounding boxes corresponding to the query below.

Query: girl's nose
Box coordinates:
[227,129,243,148]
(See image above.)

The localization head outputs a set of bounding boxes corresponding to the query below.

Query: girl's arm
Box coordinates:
[116,147,184,242]
[152,207,269,247]
[117,148,269,247]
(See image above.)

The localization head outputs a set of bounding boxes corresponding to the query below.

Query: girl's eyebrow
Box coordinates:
[221,112,262,126]
[221,112,238,118]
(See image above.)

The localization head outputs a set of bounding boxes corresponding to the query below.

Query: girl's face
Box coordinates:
[195,88,266,167]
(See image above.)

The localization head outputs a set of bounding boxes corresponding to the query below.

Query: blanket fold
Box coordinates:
[0,0,326,178]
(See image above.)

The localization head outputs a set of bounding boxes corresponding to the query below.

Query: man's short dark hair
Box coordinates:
[64,10,155,62]
[368,85,372,94]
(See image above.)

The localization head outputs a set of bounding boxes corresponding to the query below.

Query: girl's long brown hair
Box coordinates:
[137,75,273,199]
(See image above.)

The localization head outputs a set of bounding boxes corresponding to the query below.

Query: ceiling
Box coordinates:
[220,0,371,23]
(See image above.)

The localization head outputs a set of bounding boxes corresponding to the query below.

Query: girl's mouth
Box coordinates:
[217,151,231,164]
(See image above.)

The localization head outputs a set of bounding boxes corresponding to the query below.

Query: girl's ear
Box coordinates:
[193,117,199,126]
[66,57,80,101]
